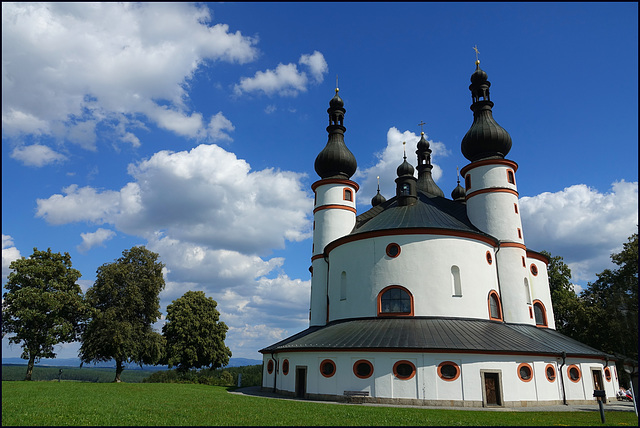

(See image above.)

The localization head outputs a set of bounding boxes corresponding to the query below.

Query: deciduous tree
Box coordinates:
[163,290,231,372]
[79,246,165,382]
[2,248,89,380]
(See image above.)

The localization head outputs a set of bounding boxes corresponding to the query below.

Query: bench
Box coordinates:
[344,390,369,397]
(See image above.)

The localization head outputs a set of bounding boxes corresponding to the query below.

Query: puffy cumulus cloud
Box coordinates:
[354,127,449,206]
[520,180,638,282]
[77,228,116,253]
[2,235,22,283]
[36,144,313,255]
[1,2,257,146]
[234,51,328,97]
[10,144,67,167]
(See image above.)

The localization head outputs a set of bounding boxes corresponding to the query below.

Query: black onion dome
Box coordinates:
[461,62,512,162]
[371,190,386,207]
[314,89,357,179]
[396,157,414,177]
[417,133,430,151]
[451,182,466,201]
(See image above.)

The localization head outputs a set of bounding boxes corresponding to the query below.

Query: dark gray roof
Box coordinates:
[260,317,611,359]
[352,191,493,240]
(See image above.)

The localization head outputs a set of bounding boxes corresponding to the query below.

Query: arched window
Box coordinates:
[282,359,289,376]
[267,360,274,374]
[545,364,556,382]
[451,265,462,297]
[378,286,413,316]
[393,361,416,380]
[518,363,533,382]
[533,300,548,327]
[437,361,460,381]
[507,170,515,185]
[353,360,374,379]
[524,278,531,305]
[320,359,336,378]
[340,271,347,301]
[488,290,503,321]
[465,175,471,190]
[343,188,353,201]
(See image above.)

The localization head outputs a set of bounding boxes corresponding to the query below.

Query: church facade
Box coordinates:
[260,61,620,407]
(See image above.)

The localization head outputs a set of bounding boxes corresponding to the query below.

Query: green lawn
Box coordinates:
[2,381,638,426]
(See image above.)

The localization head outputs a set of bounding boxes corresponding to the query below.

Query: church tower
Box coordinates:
[459,59,533,325]
[310,87,358,326]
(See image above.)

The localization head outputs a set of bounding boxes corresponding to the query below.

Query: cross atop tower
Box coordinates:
[473,45,480,64]
[418,121,426,134]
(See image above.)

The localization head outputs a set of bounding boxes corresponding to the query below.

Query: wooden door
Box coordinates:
[295,367,307,398]
[484,373,501,406]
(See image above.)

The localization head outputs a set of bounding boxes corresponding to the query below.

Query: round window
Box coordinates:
[267,360,274,374]
[282,359,289,376]
[386,243,401,258]
[518,363,533,382]
[393,361,416,380]
[568,365,581,382]
[353,360,373,379]
[437,361,460,381]
[530,264,538,276]
[320,359,336,378]
[486,251,493,265]
[545,364,556,382]
[604,367,611,382]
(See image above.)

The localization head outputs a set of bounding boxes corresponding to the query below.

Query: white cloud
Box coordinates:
[2,235,22,282]
[36,143,313,255]
[299,50,328,83]
[77,228,116,253]
[520,180,638,282]
[1,2,257,147]
[234,51,328,97]
[10,144,67,167]
[354,127,449,206]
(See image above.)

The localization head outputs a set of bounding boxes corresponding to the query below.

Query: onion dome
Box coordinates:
[371,176,386,207]
[461,61,512,162]
[314,88,357,179]
[415,132,444,198]
[451,181,466,202]
[396,155,414,177]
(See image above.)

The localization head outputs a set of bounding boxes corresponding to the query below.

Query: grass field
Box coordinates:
[2,381,638,426]
[2,364,153,383]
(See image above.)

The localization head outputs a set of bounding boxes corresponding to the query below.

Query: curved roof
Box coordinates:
[352,191,491,239]
[260,317,612,359]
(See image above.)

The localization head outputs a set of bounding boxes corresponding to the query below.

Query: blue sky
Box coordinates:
[2,2,638,361]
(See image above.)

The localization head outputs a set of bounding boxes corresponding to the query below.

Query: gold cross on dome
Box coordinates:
[473,45,480,62]
[418,121,426,133]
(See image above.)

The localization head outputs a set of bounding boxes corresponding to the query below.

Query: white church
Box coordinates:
[260,60,621,407]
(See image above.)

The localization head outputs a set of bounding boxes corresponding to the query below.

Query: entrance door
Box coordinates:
[592,369,605,402]
[295,367,307,398]
[483,372,502,406]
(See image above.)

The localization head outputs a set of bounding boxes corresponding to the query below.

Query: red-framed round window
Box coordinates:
[393,360,416,380]
[320,359,336,378]
[282,359,289,376]
[518,363,533,382]
[604,367,611,382]
[568,365,581,383]
[545,364,556,382]
[267,360,274,374]
[486,251,493,265]
[530,264,538,276]
[437,361,460,381]
[353,360,374,379]
[386,243,401,258]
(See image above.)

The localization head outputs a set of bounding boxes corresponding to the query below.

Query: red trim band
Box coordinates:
[313,204,357,214]
[526,250,549,265]
[460,159,519,176]
[466,187,519,200]
[312,179,360,192]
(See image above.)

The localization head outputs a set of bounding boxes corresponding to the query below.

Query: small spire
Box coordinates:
[473,45,480,66]
[377,175,380,191]
[403,141,407,160]
[418,120,426,134]
[336,75,339,93]
[456,166,460,184]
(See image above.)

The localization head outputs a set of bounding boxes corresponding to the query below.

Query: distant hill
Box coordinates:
[2,357,262,369]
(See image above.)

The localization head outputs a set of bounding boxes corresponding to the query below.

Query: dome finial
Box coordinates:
[377,175,380,191]
[403,141,407,160]
[335,75,339,93]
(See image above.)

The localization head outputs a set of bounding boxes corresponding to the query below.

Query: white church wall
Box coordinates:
[313,208,355,256]
[496,248,535,325]
[310,258,328,326]
[527,256,556,329]
[468,192,524,244]
[313,182,357,211]
[327,234,501,321]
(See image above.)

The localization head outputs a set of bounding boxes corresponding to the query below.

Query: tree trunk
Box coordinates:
[114,359,124,383]
[25,354,36,381]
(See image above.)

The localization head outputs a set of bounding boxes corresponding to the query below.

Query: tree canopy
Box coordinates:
[79,246,165,382]
[2,248,89,380]
[163,290,231,372]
